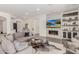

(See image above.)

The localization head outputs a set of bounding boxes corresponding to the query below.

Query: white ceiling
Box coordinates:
[0,4,79,19]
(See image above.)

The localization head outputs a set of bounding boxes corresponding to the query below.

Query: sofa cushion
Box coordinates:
[14,32,25,39]
[0,45,5,54]
[36,45,66,54]
[0,37,2,43]
[1,36,16,54]
[16,36,33,42]
[6,34,14,42]
[14,40,28,51]
[71,38,79,43]
[67,42,76,51]
[71,38,79,48]
[48,41,64,50]
[36,41,66,54]
[16,46,36,54]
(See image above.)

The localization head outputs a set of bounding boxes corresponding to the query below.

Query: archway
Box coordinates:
[0,12,11,34]
[0,16,6,34]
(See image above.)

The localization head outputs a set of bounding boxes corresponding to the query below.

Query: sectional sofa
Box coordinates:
[0,33,66,54]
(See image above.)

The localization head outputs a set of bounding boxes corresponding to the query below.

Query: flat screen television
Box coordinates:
[47,19,61,28]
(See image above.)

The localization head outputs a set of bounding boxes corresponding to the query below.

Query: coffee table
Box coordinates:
[30,38,45,49]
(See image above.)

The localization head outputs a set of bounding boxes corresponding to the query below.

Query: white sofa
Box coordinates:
[14,32,33,42]
[0,35,66,54]
[0,35,36,54]
[16,46,36,54]
[0,45,5,54]
[66,37,79,53]
[36,41,66,54]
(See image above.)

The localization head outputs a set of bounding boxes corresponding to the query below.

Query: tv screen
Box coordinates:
[47,19,61,28]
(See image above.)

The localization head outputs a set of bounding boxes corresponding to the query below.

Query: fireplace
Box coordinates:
[49,30,58,35]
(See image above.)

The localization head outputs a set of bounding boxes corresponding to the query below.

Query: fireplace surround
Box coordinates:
[49,30,58,35]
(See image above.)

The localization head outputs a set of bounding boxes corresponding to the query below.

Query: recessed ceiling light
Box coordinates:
[36,8,40,11]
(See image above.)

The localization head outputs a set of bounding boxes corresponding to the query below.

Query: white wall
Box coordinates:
[11,19,25,33]
[16,19,25,32]
[24,17,39,35]
[24,14,47,37]
[0,21,3,33]
[3,21,7,34]
[0,12,11,34]
[38,15,47,37]
[0,12,24,34]
[24,13,63,38]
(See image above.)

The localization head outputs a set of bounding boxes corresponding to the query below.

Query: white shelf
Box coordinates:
[62,10,79,39]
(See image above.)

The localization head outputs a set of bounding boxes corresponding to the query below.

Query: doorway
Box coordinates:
[13,23,17,32]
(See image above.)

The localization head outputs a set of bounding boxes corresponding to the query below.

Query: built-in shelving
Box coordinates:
[63,30,79,32]
[62,10,79,40]
[62,25,78,26]
[63,12,78,17]
[62,19,78,22]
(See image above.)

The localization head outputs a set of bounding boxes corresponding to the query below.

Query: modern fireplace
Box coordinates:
[49,30,58,35]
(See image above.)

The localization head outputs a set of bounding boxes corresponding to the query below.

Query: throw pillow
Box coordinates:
[14,40,28,51]
[1,36,16,54]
